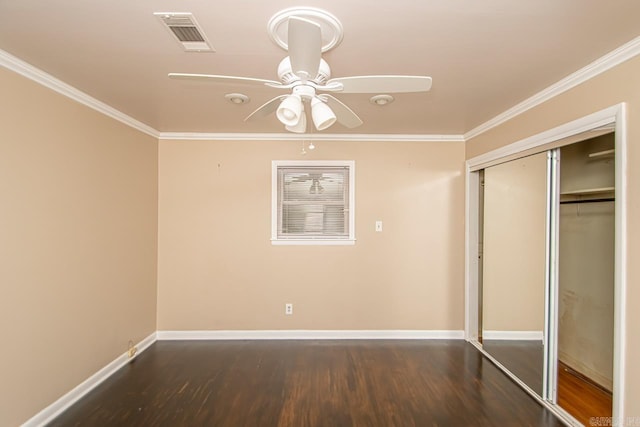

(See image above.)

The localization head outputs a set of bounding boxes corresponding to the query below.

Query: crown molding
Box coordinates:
[158,132,464,142]
[0,49,160,138]
[464,35,640,141]
[0,49,462,143]
[6,33,639,144]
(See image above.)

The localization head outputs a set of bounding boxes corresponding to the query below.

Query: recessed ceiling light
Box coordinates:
[225,93,250,104]
[370,94,394,106]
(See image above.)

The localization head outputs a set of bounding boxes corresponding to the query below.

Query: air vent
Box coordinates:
[155,12,214,52]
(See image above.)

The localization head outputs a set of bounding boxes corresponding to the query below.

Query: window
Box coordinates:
[272,160,355,245]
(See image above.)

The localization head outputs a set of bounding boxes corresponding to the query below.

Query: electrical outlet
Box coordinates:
[375,220,383,232]
[127,340,137,358]
[285,303,293,315]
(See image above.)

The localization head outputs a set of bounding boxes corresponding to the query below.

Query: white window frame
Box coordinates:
[271,160,355,245]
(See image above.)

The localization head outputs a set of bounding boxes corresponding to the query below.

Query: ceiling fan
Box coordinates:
[168,8,432,133]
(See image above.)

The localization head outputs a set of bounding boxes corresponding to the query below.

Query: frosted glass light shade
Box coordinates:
[277,95,303,126]
[311,97,336,130]
[285,109,307,133]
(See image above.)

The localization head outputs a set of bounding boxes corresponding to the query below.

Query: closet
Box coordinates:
[557,135,614,422]
[473,130,616,425]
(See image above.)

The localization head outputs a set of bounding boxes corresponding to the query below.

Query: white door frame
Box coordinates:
[464,103,627,423]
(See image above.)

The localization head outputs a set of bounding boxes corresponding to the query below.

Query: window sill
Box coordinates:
[271,239,356,246]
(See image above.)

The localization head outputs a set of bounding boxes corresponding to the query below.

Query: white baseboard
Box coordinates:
[559,351,613,392]
[482,330,543,341]
[156,329,465,340]
[22,332,157,427]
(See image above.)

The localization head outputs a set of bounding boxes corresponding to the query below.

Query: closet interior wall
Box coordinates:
[558,133,615,391]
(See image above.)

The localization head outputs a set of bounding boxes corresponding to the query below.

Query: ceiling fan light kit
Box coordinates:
[311,97,336,130]
[168,7,432,133]
[285,108,307,133]
[276,94,303,126]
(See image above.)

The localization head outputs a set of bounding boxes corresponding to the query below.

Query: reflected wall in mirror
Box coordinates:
[481,151,548,396]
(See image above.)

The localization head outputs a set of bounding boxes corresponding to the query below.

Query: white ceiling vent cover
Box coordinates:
[155,12,214,52]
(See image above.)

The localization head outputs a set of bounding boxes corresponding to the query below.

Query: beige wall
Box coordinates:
[559,202,614,390]
[466,56,640,420]
[157,139,465,331]
[482,152,547,333]
[0,68,158,426]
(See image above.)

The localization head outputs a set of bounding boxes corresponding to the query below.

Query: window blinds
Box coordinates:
[277,166,350,239]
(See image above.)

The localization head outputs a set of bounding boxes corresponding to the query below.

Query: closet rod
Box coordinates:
[560,197,615,205]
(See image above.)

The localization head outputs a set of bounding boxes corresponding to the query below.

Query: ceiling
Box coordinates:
[1,1,639,136]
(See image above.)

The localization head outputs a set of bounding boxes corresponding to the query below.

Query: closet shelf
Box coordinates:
[560,187,614,196]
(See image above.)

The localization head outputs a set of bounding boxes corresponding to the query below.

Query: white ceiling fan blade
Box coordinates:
[169,73,283,87]
[244,95,287,122]
[327,76,432,93]
[321,95,363,129]
[287,17,322,79]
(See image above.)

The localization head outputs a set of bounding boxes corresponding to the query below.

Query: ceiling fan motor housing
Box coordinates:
[292,85,316,101]
[277,57,331,84]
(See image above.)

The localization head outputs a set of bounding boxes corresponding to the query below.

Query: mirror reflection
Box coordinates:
[480,151,548,396]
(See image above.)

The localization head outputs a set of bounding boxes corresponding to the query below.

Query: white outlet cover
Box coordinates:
[375,221,383,232]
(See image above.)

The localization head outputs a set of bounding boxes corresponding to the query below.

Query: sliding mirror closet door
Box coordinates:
[481,151,548,396]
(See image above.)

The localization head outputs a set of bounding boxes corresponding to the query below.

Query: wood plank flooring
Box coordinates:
[557,361,612,426]
[48,340,563,427]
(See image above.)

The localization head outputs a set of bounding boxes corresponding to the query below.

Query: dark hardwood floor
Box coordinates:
[48,340,563,427]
